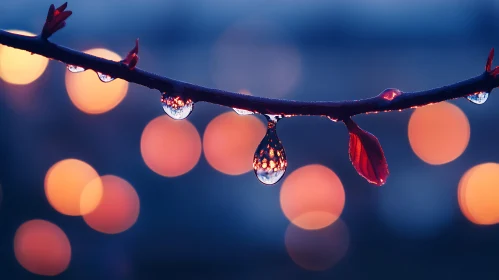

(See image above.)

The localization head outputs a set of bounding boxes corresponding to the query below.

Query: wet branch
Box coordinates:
[1,29,498,121]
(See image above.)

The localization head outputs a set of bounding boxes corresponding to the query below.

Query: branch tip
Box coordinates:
[122,38,140,70]
[42,2,72,39]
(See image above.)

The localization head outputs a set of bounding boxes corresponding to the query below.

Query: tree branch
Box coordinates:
[1,29,498,120]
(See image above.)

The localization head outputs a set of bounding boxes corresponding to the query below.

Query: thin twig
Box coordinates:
[0,29,497,120]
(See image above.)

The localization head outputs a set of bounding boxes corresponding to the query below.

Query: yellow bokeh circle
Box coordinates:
[65,48,128,114]
[0,30,49,85]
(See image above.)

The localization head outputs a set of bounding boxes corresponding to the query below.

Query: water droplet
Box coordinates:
[67,65,85,73]
[97,72,115,83]
[253,116,287,185]
[328,116,338,122]
[233,108,254,115]
[467,91,489,105]
[161,93,194,120]
[379,88,402,101]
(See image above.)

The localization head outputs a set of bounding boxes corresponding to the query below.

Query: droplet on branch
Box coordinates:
[97,72,115,83]
[467,91,489,105]
[233,107,254,115]
[378,88,402,101]
[67,65,85,73]
[161,92,193,120]
[253,115,287,185]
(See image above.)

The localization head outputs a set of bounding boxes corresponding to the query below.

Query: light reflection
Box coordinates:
[14,220,71,276]
[408,101,469,165]
[44,159,103,216]
[83,175,140,234]
[458,163,499,225]
[280,164,345,230]
[203,111,266,175]
[141,115,202,177]
[0,30,49,85]
[65,48,128,114]
[285,219,349,271]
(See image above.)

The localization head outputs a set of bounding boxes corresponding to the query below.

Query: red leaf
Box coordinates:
[486,48,494,72]
[56,2,68,14]
[46,4,55,22]
[345,118,389,186]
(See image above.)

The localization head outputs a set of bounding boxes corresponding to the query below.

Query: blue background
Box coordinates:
[1,0,499,279]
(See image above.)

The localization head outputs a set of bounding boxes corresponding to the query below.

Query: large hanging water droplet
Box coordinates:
[161,93,194,120]
[253,116,287,185]
[67,65,85,73]
[467,91,489,105]
[97,72,115,83]
[233,107,254,115]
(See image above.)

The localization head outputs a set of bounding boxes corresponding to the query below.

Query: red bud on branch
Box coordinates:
[345,118,389,186]
[42,2,72,39]
[122,39,140,70]
[486,48,494,72]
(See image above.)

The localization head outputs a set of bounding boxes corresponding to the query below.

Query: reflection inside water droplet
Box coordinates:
[67,65,85,73]
[467,91,489,105]
[379,88,402,101]
[161,93,194,120]
[97,72,115,83]
[253,116,287,185]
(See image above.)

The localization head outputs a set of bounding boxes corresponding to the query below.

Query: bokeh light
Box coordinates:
[45,159,103,216]
[14,220,71,276]
[285,219,349,271]
[83,175,140,234]
[280,164,345,230]
[141,115,202,177]
[408,102,469,165]
[65,48,128,114]
[458,163,499,225]
[203,111,266,175]
[378,169,455,238]
[0,30,49,85]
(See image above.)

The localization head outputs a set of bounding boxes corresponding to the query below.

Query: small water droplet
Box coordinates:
[328,116,338,122]
[67,65,85,73]
[379,88,402,101]
[467,91,489,105]
[97,72,115,83]
[253,116,287,185]
[233,108,254,115]
[161,93,194,120]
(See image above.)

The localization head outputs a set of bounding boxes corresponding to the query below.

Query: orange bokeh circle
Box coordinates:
[45,159,103,216]
[14,220,71,276]
[203,112,266,175]
[141,115,202,177]
[408,102,469,165]
[458,163,499,225]
[280,164,345,230]
[83,175,140,234]
[285,219,349,271]
[65,48,128,114]
[0,30,49,85]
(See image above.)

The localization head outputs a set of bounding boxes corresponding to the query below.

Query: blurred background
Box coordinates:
[1,0,499,279]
